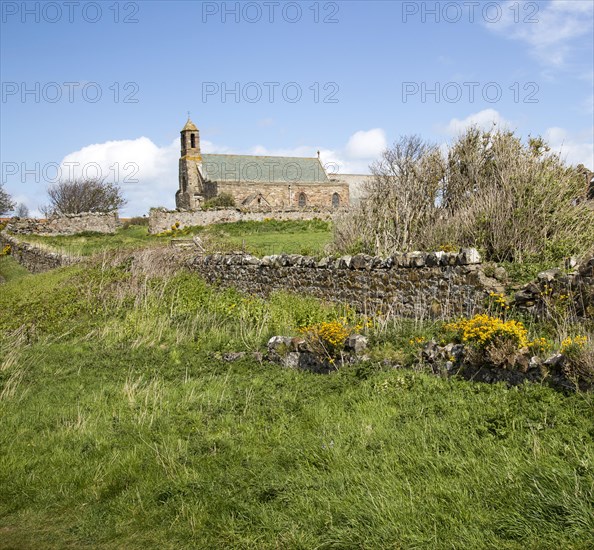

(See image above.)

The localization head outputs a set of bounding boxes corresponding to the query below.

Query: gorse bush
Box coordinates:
[334,128,594,263]
[445,314,531,350]
[299,320,351,362]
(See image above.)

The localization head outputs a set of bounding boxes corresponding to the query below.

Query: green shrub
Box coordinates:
[202,193,236,209]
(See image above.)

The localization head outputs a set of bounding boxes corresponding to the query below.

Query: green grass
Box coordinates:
[16,225,171,256]
[173,219,332,256]
[12,219,332,258]
[0,256,30,283]
[1,257,593,548]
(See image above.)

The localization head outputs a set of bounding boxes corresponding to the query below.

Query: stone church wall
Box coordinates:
[189,249,504,318]
[216,181,349,209]
[148,208,341,234]
[6,212,119,236]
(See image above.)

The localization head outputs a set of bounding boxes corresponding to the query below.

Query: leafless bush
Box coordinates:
[44,177,126,216]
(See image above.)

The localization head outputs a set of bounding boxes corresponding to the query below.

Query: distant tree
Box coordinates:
[44,177,127,216]
[0,184,15,215]
[15,203,29,218]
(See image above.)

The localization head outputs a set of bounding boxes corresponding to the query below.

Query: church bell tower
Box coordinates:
[176,116,204,209]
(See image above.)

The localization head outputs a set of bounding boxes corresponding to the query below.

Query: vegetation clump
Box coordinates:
[334,127,594,266]
[202,192,236,209]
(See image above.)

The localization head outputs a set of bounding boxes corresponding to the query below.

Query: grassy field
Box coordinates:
[1,253,593,549]
[14,219,333,257]
[0,256,29,283]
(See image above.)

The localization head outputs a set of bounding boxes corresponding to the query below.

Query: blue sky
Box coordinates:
[1,0,593,215]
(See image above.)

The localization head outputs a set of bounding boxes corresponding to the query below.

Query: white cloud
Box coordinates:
[544,126,594,169]
[485,0,594,67]
[442,108,513,136]
[345,128,387,159]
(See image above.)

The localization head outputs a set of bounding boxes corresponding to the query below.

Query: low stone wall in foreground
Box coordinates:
[189,249,504,318]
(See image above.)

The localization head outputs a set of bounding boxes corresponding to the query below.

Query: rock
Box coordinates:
[222,352,246,362]
[543,353,565,370]
[317,256,332,268]
[457,248,481,265]
[537,268,561,282]
[425,253,439,267]
[351,254,372,270]
[345,334,368,354]
[422,340,439,362]
[434,251,447,266]
[337,255,353,269]
[260,255,277,266]
[493,266,507,282]
[267,335,294,353]
[514,289,536,303]
[242,255,261,265]
[408,252,426,268]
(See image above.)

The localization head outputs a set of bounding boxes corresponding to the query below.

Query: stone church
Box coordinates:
[175,118,353,210]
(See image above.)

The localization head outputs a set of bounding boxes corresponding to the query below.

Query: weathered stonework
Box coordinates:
[148,207,340,234]
[0,231,82,273]
[513,258,594,319]
[212,180,350,210]
[6,211,119,236]
[189,249,504,318]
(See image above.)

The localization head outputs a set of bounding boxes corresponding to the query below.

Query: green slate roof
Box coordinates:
[201,154,329,184]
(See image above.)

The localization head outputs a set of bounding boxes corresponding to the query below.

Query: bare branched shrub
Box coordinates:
[44,177,126,216]
[332,136,444,256]
[334,128,594,262]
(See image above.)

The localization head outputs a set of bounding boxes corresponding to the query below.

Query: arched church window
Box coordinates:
[332,193,340,208]
[190,134,196,148]
[298,192,307,207]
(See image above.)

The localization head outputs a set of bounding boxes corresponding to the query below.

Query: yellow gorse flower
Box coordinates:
[560,336,588,354]
[489,292,510,310]
[300,320,350,349]
[445,314,530,349]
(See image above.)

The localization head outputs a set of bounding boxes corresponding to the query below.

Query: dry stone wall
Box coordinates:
[513,258,594,319]
[7,212,119,236]
[189,249,504,318]
[0,232,82,273]
[149,207,339,234]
